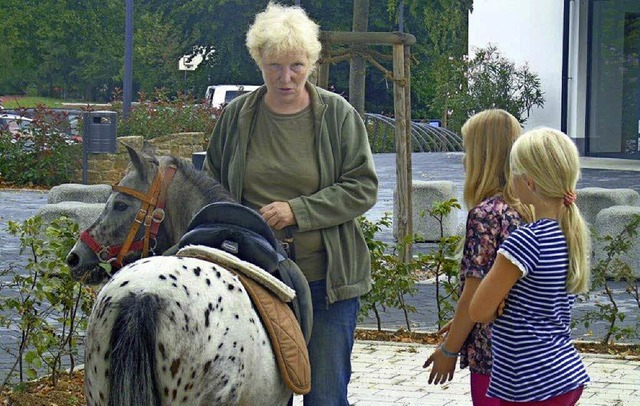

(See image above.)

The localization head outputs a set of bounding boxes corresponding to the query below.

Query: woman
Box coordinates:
[202,3,379,405]
[423,110,533,405]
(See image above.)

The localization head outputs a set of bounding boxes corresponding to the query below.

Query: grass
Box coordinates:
[1,96,99,109]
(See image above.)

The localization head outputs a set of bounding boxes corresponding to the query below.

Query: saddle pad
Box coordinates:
[177,245,295,302]
[235,273,311,395]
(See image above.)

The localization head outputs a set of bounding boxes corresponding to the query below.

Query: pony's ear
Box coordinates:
[142,140,157,158]
[125,144,153,183]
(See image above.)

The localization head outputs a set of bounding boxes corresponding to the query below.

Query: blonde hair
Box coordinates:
[510,128,591,294]
[462,109,533,222]
[246,2,322,70]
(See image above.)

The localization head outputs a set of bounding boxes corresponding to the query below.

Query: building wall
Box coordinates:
[469,0,565,131]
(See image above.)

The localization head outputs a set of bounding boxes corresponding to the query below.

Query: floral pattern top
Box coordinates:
[459,196,524,375]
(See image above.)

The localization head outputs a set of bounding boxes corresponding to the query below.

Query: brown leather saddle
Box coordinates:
[233,272,310,394]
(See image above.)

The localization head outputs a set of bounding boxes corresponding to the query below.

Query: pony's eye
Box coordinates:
[113,201,128,212]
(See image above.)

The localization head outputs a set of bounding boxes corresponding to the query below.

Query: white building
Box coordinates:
[469,0,640,160]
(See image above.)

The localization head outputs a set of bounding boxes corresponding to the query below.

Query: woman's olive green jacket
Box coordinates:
[203,83,378,303]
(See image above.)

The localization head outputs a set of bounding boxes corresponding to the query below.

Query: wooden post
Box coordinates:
[404,45,413,241]
[318,46,330,89]
[320,31,415,46]
[316,30,417,263]
[393,43,411,263]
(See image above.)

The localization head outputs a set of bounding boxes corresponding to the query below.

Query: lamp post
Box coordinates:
[123,0,133,119]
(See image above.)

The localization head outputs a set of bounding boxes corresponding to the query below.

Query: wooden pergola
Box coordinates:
[317,31,416,261]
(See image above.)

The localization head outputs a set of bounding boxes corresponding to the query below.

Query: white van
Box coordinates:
[205,85,260,110]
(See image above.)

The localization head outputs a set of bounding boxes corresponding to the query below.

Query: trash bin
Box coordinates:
[192,151,207,170]
[83,111,117,153]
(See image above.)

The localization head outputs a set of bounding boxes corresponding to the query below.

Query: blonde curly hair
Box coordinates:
[246,2,322,70]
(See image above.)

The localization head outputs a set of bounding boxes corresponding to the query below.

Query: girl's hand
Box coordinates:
[498,297,507,316]
[423,346,457,385]
[437,320,453,335]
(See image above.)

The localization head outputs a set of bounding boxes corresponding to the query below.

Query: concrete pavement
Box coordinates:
[290,340,640,405]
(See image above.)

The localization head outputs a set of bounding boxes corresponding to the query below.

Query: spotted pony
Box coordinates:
[67,145,292,405]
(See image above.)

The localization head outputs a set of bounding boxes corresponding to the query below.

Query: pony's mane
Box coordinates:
[165,155,236,203]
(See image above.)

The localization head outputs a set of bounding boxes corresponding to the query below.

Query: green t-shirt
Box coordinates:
[242,100,327,281]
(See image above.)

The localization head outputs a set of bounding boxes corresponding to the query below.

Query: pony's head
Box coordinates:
[66,143,233,285]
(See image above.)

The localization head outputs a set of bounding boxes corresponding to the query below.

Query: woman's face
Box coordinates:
[261,50,310,110]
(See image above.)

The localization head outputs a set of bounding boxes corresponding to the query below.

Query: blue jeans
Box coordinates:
[304,280,359,406]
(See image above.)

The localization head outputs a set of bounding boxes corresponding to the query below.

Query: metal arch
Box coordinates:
[364,113,462,153]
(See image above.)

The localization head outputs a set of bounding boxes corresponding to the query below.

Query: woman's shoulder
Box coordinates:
[311,84,353,112]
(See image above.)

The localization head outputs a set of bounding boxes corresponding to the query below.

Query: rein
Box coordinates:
[80,164,177,269]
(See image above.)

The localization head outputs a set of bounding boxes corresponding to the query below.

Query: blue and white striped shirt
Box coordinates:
[489,218,590,401]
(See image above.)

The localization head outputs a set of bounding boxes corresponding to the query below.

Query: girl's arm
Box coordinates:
[424,276,482,384]
[469,254,522,323]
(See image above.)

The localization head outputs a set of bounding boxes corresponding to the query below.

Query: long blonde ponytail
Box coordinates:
[510,128,590,294]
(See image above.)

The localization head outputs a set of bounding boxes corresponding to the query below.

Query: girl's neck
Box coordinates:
[533,201,563,221]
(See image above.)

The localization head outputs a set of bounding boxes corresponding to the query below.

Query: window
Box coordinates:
[588,0,640,158]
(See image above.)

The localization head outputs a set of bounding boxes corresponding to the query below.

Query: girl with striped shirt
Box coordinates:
[469,128,590,405]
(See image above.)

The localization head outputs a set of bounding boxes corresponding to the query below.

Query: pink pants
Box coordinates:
[498,386,584,406]
[470,373,499,406]
[472,374,584,406]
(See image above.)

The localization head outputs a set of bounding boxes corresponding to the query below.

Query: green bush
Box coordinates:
[0,216,94,388]
[0,106,82,187]
[416,199,463,328]
[359,214,420,331]
[359,199,463,331]
[573,214,640,344]
[111,88,220,141]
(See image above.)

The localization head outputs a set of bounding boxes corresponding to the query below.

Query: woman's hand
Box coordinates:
[260,201,297,230]
[423,346,457,385]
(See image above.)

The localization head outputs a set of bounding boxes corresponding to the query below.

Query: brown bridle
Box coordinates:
[80,164,177,269]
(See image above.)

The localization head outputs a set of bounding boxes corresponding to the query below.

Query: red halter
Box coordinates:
[80,164,177,269]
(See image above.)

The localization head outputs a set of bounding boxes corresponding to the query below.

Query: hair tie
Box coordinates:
[563,191,576,207]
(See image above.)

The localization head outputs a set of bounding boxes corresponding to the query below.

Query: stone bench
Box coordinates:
[36,184,111,230]
[393,180,459,242]
[576,187,640,227]
[48,183,112,204]
[593,205,640,279]
[36,201,105,230]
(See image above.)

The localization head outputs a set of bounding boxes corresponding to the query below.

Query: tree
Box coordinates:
[446,45,545,133]
[134,14,186,95]
[413,0,474,123]
[349,0,370,117]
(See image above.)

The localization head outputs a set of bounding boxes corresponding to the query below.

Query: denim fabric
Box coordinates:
[303,280,359,406]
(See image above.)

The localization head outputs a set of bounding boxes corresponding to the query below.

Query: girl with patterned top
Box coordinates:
[469,128,590,405]
[423,109,533,405]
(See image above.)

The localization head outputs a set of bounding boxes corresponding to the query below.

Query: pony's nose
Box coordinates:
[66,252,79,269]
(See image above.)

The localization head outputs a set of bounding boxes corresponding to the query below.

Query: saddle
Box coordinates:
[179,202,312,342]
[177,203,313,394]
[177,245,310,394]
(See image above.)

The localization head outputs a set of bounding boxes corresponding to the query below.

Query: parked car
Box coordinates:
[0,113,33,135]
[204,84,260,110]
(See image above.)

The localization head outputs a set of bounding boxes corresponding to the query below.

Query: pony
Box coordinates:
[66,145,293,405]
